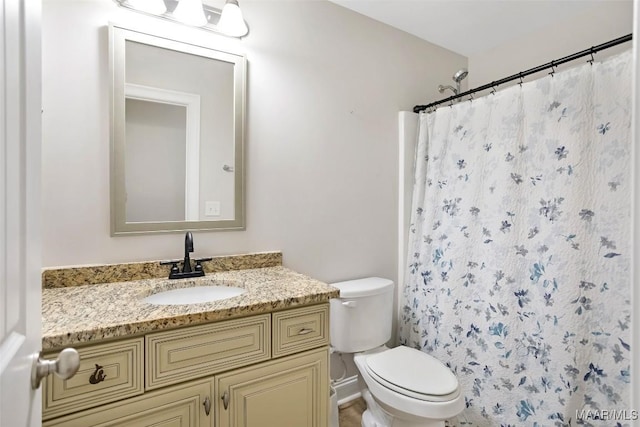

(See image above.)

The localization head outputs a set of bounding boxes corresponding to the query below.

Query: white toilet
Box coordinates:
[330,277,464,427]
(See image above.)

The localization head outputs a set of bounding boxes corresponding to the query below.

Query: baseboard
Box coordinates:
[332,375,361,406]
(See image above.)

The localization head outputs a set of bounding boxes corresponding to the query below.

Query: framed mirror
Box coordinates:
[109,24,246,235]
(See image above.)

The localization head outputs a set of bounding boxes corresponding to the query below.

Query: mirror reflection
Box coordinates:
[110,25,246,234]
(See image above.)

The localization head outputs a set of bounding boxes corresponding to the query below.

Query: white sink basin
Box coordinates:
[142,286,245,305]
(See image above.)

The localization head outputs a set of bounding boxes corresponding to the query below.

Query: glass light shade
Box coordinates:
[126,0,166,15]
[173,0,207,27]
[217,0,249,37]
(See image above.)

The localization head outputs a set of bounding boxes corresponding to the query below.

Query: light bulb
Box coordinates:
[173,0,207,27]
[217,0,248,37]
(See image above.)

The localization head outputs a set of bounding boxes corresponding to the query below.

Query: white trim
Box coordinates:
[0,0,5,343]
[333,375,362,406]
[125,83,201,221]
[397,111,419,343]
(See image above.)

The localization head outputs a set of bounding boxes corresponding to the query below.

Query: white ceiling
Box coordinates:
[327,0,625,57]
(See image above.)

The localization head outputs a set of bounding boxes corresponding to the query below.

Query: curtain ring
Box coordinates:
[490,83,497,95]
[468,93,474,103]
[588,48,596,65]
[549,60,556,77]
[518,73,524,87]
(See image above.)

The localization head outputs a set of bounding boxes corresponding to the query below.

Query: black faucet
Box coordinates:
[183,232,194,273]
[160,232,212,279]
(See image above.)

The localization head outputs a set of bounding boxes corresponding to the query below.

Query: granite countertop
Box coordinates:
[42,266,339,351]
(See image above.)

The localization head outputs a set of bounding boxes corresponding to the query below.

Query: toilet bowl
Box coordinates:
[354,346,464,426]
[330,278,463,427]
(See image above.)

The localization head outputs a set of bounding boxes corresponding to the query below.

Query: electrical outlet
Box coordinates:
[205,201,221,216]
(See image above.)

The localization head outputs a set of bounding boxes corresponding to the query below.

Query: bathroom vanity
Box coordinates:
[40,253,338,427]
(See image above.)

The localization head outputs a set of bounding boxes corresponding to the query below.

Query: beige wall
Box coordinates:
[468,1,633,90]
[41,0,466,285]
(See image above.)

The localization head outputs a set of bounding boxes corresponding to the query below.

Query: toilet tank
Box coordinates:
[330,277,394,353]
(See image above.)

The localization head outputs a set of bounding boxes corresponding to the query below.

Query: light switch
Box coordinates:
[205,201,221,216]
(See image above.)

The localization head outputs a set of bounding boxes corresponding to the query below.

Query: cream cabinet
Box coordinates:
[216,348,328,427]
[145,314,271,391]
[42,304,330,427]
[42,338,144,421]
[43,378,213,427]
[272,304,329,358]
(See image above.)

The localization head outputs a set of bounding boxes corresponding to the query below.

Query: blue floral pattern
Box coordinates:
[399,51,632,426]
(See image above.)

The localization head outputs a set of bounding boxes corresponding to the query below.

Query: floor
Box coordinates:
[338,397,366,427]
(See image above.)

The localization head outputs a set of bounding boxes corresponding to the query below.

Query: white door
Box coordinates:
[0,0,42,426]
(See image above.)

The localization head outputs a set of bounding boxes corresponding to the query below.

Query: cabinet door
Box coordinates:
[216,348,328,427]
[43,378,214,427]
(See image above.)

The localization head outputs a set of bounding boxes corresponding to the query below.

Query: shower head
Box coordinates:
[451,68,469,102]
[453,68,468,83]
[437,68,468,102]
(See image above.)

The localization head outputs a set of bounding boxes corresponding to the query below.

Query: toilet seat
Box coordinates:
[364,346,460,402]
[353,346,465,421]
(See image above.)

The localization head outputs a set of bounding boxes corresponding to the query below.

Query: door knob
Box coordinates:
[31,348,80,389]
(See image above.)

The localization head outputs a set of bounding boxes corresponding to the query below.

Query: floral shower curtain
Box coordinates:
[399,50,632,426]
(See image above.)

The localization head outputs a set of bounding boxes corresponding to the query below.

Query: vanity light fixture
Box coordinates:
[217,0,249,38]
[113,0,250,38]
[124,0,166,15]
[172,0,207,27]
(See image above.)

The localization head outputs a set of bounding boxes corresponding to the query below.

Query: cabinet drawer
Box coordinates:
[43,378,214,427]
[42,338,143,420]
[272,304,329,358]
[146,314,270,390]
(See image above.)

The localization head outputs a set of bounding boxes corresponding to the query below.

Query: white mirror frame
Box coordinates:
[109,24,246,235]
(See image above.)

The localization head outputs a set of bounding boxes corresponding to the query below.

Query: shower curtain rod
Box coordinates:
[413,33,632,113]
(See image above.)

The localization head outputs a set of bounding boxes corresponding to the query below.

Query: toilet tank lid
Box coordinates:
[330,277,394,298]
